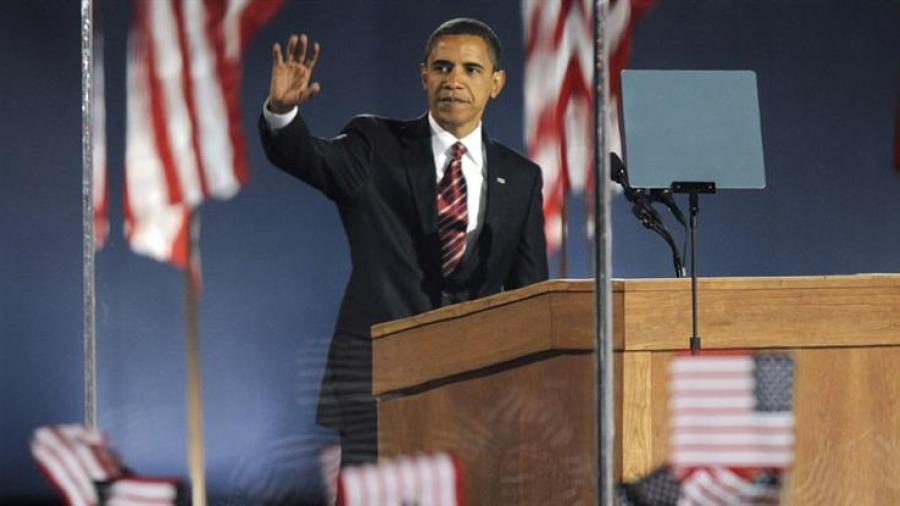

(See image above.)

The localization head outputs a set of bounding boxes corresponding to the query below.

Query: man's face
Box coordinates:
[421,34,505,138]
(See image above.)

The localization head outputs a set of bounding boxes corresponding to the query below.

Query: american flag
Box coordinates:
[96,477,183,506]
[679,467,781,506]
[31,425,123,506]
[617,465,681,506]
[32,425,183,506]
[617,465,783,506]
[318,443,341,506]
[522,0,655,254]
[337,452,462,506]
[124,0,283,269]
[616,353,793,505]
[669,353,794,505]
[669,354,795,470]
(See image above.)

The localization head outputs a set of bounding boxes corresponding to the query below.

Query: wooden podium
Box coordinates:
[371,275,900,505]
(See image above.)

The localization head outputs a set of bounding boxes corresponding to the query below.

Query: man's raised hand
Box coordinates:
[268,34,321,113]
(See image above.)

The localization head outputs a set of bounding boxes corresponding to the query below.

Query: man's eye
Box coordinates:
[433,64,451,73]
[465,66,482,74]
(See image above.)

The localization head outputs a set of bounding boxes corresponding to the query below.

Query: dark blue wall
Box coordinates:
[1,0,85,501]
[609,0,900,279]
[2,0,898,502]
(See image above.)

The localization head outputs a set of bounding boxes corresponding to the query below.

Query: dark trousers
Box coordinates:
[317,332,379,467]
[338,418,378,467]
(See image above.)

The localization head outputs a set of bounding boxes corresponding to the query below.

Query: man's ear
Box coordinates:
[490,69,506,99]
[419,63,428,90]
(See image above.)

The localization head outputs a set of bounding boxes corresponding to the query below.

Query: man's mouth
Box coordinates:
[438,97,469,104]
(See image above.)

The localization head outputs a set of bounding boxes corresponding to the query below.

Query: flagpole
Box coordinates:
[593,0,615,504]
[81,0,97,430]
[184,210,207,506]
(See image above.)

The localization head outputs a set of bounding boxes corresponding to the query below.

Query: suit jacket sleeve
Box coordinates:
[258,112,374,204]
[505,166,549,289]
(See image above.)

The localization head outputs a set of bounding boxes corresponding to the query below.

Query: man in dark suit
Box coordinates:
[259,18,548,466]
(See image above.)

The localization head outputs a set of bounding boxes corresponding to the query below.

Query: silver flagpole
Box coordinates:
[81,0,97,430]
[593,0,614,504]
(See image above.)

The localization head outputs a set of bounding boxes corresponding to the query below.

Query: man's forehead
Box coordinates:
[428,35,491,62]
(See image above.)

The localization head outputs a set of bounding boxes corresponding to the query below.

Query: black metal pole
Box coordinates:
[689,191,701,354]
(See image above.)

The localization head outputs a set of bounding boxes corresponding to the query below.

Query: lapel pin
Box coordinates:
[496,177,506,184]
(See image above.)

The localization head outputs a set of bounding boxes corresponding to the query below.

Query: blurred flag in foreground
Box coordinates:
[319,443,341,506]
[669,353,795,470]
[618,352,794,505]
[31,424,182,506]
[670,353,793,505]
[31,425,122,506]
[96,478,183,506]
[338,452,462,506]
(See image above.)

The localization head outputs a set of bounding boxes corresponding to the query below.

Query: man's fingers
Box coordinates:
[307,42,320,72]
[295,34,308,65]
[278,33,319,69]
[272,42,283,66]
[300,82,321,104]
[285,34,298,63]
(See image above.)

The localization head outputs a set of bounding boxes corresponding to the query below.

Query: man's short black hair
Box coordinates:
[423,18,503,70]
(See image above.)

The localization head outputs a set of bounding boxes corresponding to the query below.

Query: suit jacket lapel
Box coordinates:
[400,115,438,235]
[482,134,514,238]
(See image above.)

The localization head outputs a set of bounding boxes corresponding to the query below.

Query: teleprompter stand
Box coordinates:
[671,181,716,354]
[621,70,767,353]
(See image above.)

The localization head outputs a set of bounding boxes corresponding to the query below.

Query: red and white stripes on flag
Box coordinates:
[679,467,780,506]
[669,354,795,471]
[32,425,184,506]
[125,0,283,268]
[337,452,463,506]
[318,443,341,506]
[522,0,655,252]
[523,0,593,252]
[30,425,123,506]
[100,477,181,506]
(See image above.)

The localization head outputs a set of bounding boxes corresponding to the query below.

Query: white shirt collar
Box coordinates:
[427,112,483,167]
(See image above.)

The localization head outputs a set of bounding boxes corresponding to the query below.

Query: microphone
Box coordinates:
[610,153,685,277]
[648,188,687,228]
[612,153,686,228]
[611,153,664,226]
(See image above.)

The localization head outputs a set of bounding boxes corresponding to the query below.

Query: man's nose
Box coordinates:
[442,66,466,87]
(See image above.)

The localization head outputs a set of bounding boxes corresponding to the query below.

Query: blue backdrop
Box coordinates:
[2,0,898,502]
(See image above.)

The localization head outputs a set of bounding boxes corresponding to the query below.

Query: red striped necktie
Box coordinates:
[437,142,468,277]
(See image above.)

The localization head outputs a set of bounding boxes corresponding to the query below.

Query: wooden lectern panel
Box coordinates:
[378,353,595,505]
[373,275,900,505]
[616,275,900,350]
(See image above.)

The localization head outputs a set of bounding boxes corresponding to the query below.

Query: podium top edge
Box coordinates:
[371,279,593,338]
[370,274,900,338]
[612,273,900,291]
